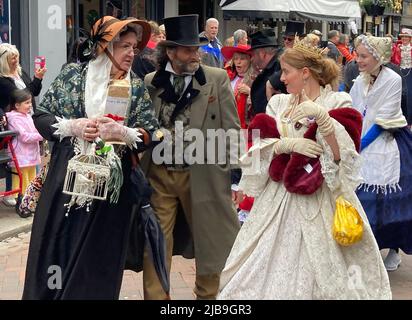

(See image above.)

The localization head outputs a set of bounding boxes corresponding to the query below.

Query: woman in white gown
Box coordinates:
[218,38,391,300]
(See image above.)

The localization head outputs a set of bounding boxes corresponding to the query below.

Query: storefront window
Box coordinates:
[0,0,10,44]
[131,0,145,19]
[66,0,147,61]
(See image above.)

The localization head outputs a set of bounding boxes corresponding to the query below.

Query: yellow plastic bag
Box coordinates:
[332,196,363,246]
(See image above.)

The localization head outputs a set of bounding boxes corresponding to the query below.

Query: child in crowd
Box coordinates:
[6,89,43,199]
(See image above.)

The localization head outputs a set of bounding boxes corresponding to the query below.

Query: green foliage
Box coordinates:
[359,0,394,9]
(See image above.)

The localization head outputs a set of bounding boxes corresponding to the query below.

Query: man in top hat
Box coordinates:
[141,14,241,300]
[283,20,305,48]
[249,29,286,115]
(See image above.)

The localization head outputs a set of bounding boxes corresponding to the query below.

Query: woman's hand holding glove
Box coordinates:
[52,117,98,141]
[70,118,99,142]
[52,117,143,146]
[274,137,323,158]
[291,90,334,137]
[97,117,142,148]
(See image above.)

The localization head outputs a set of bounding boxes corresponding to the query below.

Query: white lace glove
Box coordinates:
[274,137,323,158]
[97,117,142,148]
[53,117,99,142]
[291,90,334,137]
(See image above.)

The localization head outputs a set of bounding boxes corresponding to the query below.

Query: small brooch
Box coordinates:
[294,122,303,130]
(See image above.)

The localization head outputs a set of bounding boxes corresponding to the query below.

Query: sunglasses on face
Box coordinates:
[283,37,294,42]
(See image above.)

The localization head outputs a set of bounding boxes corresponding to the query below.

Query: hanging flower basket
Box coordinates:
[363,3,386,16]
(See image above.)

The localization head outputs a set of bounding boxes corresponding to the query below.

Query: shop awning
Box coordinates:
[220,0,290,20]
[220,0,239,6]
[220,0,361,22]
[290,0,361,22]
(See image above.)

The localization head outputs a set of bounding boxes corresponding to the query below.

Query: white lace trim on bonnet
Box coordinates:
[355,34,392,65]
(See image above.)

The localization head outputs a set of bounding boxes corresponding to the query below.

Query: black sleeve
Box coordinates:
[132,56,156,80]
[22,70,42,97]
[0,77,17,111]
[231,168,242,185]
[134,128,161,154]
[32,110,58,141]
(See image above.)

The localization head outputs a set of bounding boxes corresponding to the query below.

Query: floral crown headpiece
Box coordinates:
[292,34,324,59]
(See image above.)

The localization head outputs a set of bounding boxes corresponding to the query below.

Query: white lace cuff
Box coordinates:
[319,120,362,194]
[122,126,143,149]
[231,184,240,192]
[52,117,74,141]
[238,138,278,197]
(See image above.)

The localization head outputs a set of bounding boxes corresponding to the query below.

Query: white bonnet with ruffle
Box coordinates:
[355,34,392,65]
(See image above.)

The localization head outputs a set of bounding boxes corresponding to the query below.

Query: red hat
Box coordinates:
[221,44,252,61]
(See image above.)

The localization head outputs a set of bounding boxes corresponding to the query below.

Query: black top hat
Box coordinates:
[284,21,305,37]
[249,29,278,50]
[158,14,209,47]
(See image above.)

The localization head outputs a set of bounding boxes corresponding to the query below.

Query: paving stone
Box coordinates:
[1,232,412,300]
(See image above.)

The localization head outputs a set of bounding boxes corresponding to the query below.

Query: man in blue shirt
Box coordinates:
[199,18,223,68]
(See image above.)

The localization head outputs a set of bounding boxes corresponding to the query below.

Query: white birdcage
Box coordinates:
[62,154,111,201]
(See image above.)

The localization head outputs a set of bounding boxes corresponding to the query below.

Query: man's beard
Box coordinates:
[174,58,200,74]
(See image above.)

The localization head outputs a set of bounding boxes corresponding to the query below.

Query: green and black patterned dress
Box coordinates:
[22,63,159,300]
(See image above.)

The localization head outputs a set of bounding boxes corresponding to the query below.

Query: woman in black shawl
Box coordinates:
[22,16,159,300]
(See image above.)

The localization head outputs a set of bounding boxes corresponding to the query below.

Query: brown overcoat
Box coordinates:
[142,64,241,275]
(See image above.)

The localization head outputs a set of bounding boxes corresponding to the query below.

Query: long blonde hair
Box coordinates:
[0,43,22,77]
[231,52,254,86]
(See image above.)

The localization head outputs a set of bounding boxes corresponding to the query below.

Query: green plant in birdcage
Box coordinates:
[62,138,123,214]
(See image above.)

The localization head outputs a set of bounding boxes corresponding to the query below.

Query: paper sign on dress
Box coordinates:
[104,79,131,125]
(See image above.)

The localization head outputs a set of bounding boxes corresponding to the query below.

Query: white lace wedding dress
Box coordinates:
[218,87,391,300]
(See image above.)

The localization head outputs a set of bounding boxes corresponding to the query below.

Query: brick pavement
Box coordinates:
[0,232,196,300]
[1,232,412,300]
[0,204,33,242]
